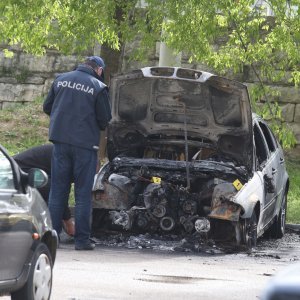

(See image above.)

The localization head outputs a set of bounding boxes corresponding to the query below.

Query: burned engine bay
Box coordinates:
[92,145,249,245]
[92,67,254,248]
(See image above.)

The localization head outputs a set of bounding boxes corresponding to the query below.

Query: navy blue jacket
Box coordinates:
[43,65,112,150]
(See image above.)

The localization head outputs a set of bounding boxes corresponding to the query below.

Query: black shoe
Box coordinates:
[75,242,95,251]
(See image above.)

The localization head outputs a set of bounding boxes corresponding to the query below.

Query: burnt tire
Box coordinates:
[92,208,109,230]
[11,243,53,300]
[242,211,258,249]
[269,193,287,239]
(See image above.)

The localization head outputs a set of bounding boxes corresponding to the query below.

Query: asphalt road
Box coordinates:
[49,229,300,300]
[1,228,299,300]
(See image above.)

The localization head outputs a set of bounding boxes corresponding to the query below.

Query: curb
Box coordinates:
[286,223,300,232]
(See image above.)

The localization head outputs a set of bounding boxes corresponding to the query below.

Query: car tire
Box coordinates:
[11,243,53,300]
[92,208,108,230]
[269,192,287,239]
[242,211,258,249]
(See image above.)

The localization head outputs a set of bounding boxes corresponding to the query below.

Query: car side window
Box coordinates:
[0,151,15,189]
[258,121,277,153]
[254,123,269,166]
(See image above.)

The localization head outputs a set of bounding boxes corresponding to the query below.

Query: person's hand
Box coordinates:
[63,218,75,236]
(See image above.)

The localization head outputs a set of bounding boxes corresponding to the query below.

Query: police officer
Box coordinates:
[43,56,111,250]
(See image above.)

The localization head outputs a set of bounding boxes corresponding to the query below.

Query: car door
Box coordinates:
[257,120,285,218]
[0,148,33,282]
[253,121,275,228]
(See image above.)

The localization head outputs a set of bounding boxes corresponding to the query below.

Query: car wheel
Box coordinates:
[241,211,258,249]
[11,243,53,300]
[92,208,108,230]
[270,192,287,239]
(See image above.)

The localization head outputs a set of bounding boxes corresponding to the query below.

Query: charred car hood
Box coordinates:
[108,67,253,171]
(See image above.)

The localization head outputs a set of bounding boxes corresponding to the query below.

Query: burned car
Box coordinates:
[92,67,289,248]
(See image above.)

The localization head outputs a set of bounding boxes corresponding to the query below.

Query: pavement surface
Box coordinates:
[1,226,299,300]
[51,227,300,300]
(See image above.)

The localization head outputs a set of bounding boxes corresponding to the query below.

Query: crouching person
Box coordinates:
[13,144,75,236]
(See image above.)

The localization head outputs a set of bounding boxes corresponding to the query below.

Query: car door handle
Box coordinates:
[272,168,277,175]
[280,158,285,165]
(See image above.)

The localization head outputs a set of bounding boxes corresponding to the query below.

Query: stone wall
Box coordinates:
[0,49,79,109]
[0,45,299,156]
[245,78,300,157]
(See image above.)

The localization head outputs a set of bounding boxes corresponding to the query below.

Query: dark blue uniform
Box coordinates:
[43,63,111,249]
[44,65,111,149]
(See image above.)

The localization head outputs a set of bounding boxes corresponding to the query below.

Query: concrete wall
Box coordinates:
[0,45,299,156]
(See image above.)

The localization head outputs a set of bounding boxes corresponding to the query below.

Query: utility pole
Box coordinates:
[158,42,182,67]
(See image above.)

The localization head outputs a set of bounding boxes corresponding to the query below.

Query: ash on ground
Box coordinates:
[59,226,300,257]
[249,228,300,261]
[90,231,243,254]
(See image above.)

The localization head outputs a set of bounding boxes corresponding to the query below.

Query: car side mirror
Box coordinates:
[28,168,48,188]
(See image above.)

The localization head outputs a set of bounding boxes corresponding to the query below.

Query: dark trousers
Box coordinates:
[48,143,97,246]
[38,178,71,221]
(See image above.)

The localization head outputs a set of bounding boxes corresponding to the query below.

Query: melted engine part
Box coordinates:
[106,179,221,235]
[96,178,240,240]
[93,156,246,241]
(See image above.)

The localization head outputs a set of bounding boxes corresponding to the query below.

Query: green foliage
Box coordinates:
[1,1,299,71]
[0,65,31,82]
[271,122,297,149]
[0,97,77,204]
[0,0,134,55]
[121,1,300,81]
[3,49,13,58]
[15,67,31,83]
[249,85,297,148]
[125,0,299,148]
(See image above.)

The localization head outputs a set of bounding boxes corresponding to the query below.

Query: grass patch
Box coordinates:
[286,159,300,224]
[0,97,49,155]
[0,98,77,204]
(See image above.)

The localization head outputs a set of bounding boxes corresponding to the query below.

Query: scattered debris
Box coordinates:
[91,230,247,254]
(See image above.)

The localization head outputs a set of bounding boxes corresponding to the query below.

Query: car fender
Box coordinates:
[232,172,264,220]
[209,174,262,222]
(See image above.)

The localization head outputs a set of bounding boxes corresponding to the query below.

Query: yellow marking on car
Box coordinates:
[152,177,161,184]
[233,179,243,191]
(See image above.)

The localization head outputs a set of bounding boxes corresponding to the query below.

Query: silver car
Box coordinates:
[0,145,58,300]
[92,67,289,248]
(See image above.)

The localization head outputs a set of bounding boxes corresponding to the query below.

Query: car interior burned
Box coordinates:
[92,67,288,249]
